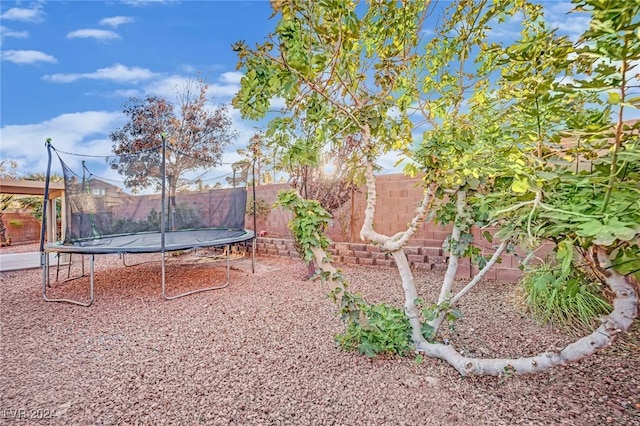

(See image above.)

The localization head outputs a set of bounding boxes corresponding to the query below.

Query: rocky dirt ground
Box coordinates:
[0,245,638,425]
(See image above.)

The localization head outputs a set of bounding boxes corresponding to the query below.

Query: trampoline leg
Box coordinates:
[121,252,156,268]
[55,253,60,282]
[41,251,48,292]
[54,253,86,284]
[161,250,167,299]
[252,238,256,274]
[161,245,231,301]
[121,253,130,267]
[43,253,94,307]
[227,245,231,282]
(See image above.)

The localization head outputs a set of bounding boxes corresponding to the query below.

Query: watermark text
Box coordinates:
[2,408,57,420]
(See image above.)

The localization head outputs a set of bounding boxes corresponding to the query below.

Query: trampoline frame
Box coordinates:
[40,137,258,307]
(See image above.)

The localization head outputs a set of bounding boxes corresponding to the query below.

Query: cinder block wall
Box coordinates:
[255,237,449,271]
[246,173,531,283]
[1,212,41,244]
[246,183,293,238]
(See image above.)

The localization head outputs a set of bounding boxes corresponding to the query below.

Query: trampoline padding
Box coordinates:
[44,228,255,254]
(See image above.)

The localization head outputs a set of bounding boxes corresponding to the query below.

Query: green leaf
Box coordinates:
[421,323,435,341]
[576,220,604,238]
[605,219,639,241]
[556,240,574,277]
[607,92,620,104]
[613,247,640,281]
[511,178,530,193]
[448,307,464,320]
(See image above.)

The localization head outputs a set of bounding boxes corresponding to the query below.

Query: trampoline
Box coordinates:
[40,139,257,307]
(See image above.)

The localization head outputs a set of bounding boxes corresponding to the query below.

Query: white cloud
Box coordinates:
[229,108,259,147]
[0,111,124,174]
[487,11,523,40]
[545,1,573,16]
[67,28,121,41]
[219,71,243,85]
[84,88,143,98]
[2,49,57,64]
[179,64,197,73]
[143,73,241,100]
[112,89,142,98]
[544,1,589,41]
[203,71,244,99]
[377,150,405,174]
[0,25,28,40]
[43,63,158,83]
[0,6,44,23]
[99,16,135,28]
[550,16,590,41]
[143,75,192,98]
[269,97,287,110]
[207,82,240,99]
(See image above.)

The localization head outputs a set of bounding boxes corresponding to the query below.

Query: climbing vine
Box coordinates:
[278,189,423,357]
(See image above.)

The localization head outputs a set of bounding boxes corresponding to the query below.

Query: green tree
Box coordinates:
[0,159,19,245]
[488,0,640,352]
[234,0,638,376]
[0,159,19,211]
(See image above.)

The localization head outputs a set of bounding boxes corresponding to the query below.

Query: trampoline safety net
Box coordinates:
[59,158,248,244]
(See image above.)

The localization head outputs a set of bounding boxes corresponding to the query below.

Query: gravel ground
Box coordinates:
[0,243,41,254]
[0,247,638,425]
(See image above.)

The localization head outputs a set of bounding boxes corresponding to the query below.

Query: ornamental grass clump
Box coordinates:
[520,262,612,336]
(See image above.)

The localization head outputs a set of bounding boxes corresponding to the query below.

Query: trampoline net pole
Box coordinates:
[161,133,167,297]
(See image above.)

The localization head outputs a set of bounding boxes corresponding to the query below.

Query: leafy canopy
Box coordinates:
[110,79,237,193]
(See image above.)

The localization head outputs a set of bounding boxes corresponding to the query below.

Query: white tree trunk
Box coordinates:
[450,241,508,306]
[416,246,638,376]
[389,249,426,343]
[431,240,509,335]
[436,190,466,307]
[358,160,434,343]
[428,190,465,334]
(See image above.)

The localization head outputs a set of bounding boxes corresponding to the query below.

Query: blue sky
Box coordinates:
[0,0,615,188]
[1,0,279,185]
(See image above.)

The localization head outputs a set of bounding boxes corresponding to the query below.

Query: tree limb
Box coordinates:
[417,245,637,376]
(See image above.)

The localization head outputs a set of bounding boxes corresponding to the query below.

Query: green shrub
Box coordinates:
[335,294,413,358]
[520,262,612,335]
